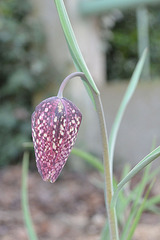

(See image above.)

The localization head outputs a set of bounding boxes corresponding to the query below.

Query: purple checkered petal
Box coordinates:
[32,97,82,183]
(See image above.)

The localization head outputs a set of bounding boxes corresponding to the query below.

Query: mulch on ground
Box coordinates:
[0,165,160,240]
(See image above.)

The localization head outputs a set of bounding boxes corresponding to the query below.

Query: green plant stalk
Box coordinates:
[54,1,119,238]
[94,93,119,240]
[21,151,38,240]
[57,71,119,239]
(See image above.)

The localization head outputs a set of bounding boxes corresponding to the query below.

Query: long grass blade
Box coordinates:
[126,181,154,240]
[145,195,160,210]
[21,151,38,240]
[109,49,147,171]
[100,221,110,240]
[54,0,99,96]
[71,147,104,173]
[120,164,151,240]
[120,161,160,238]
[112,145,160,207]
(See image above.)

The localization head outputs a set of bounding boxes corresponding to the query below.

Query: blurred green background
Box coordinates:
[0,0,54,166]
[107,6,160,80]
[0,0,160,166]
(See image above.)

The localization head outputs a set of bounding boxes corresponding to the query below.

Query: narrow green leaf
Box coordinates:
[120,160,160,235]
[71,147,104,173]
[126,181,154,240]
[145,195,160,210]
[146,165,160,180]
[116,164,131,221]
[127,164,160,207]
[113,166,130,225]
[122,189,160,215]
[59,9,97,107]
[100,220,110,240]
[120,164,151,240]
[54,0,99,96]
[21,151,38,240]
[147,205,160,214]
[67,42,97,106]
[112,145,160,207]
[109,49,147,171]
[67,42,82,71]
[23,142,33,148]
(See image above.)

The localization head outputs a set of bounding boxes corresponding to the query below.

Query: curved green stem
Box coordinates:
[94,93,119,240]
[53,0,119,238]
[55,71,119,239]
[57,72,93,98]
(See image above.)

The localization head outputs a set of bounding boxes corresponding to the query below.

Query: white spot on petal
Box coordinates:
[53,142,56,150]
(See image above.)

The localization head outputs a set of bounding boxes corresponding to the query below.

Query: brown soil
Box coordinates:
[0,165,160,240]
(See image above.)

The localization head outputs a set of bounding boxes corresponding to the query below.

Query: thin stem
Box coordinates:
[57,72,86,98]
[54,0,119,238]
[94,93,119,240]
[56,71,119,239]
[21,151,38,240]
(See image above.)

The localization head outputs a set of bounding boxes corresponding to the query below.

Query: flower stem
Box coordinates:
[56,72,119,239]
[54,0,119,238]
[94,93,119,240]
[57,72,85,98]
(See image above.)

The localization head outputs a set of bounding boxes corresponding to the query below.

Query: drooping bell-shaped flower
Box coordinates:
[32,96,82,183]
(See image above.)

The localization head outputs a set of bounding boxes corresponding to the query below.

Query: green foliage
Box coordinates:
[0,0,52,166]
[21,2,160,240]
[109,49,147,171]
[107,6,160,80]
[71,148,160,240]
[71,142,160,239]
[112,145,160,207]
[55,0,100,108]
[149,6,160,77]
[71,147,104,173]
[107,11,137,80]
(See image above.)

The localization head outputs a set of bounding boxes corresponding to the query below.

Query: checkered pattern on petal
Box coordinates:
[32,97,82,183]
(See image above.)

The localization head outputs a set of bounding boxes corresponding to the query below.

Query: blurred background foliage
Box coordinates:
[0,0,53,166]
[107,6,160,80]
[0,0,160,166]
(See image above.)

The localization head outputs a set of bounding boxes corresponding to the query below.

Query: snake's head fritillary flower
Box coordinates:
[32,97,82,183]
